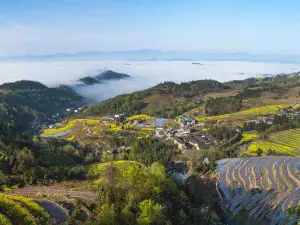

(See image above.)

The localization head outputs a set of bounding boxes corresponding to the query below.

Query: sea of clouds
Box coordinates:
[1,60,300,102]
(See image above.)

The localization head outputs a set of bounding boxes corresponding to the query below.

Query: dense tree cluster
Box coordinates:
[85,79,231,117]
[84,162,222,225]
[0,80,84,142]
[205,97,242,116]
[243,114,300,135]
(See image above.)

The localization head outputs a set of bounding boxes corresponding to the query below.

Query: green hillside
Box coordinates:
[84,79,231,117]
[84,73,300,120]
[0,80,84,141]
[0,193,52,224]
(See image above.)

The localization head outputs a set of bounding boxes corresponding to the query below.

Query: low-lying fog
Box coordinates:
[1,60,300,102]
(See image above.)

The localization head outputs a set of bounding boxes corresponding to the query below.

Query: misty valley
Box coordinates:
[0,65,299,224]
[1,1,300,224]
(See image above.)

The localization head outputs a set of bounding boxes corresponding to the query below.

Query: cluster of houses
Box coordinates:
[106,146,131,155]
[151,115,219,151]
[172,131,218,151]
[246,117,274,125]
[66,107,82,114]
[178,116,196,126]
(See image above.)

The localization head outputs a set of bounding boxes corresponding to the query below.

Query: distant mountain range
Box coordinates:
[1,49,300,63]
[77,70,131,86]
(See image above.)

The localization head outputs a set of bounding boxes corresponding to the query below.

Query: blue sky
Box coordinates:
[0,0,299,55]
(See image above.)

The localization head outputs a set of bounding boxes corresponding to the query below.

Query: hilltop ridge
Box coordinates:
[77,70,131,85]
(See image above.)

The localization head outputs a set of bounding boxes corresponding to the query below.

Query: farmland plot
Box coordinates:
[247,129,300,156]
[216,157,300,224]
[196,104,290,122]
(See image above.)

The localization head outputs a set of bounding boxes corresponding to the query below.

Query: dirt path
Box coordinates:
[7,187,96,201]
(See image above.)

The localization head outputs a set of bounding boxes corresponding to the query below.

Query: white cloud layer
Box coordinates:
[0,60,299,101]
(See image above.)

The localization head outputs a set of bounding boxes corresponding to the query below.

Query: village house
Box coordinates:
[155,129,166,138]
[173,137,188,150]
[134,119,144,125]
[247,119,261,124]
[185,137,201,150]
[178,116,196,126]
[263,117,273,125]
[234,126,243,133]
[197,122,205,126]
[203,157,210,165]
[118,146,131,152]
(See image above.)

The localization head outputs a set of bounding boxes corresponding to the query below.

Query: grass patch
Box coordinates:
[126,114,151,121]
[196,104,290,122]
[141,127,155,131]
[41,119,85,136]
[67,135,75,141]
[241,133,258,142]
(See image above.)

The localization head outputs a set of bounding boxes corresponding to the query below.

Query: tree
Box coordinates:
[95,203,116,225]
[256,148,263,157]
[0,170,8,185]
[137,199,165,225]
[23,168,37,185]
[150,162,166,179]
[32,136,39,144]
[16,147,35,172]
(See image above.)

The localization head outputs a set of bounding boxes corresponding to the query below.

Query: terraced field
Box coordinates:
[0,193,52,224]
[247,129,300,156]
[241,132,258,142]
[196,104,290,122]
[125,114,151,121]
[216,157,300,224]
[41,115,170,142]
[39,149,75,167]
[41,119,103,137]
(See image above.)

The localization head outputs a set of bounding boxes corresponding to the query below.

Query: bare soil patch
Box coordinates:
[203,89,239,100]
[142,94,174,112]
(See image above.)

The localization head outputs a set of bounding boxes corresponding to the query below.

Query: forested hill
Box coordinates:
[84,73,300,118]
[84,79,231,116]
[0,80,84,141]
[77,70,131,85]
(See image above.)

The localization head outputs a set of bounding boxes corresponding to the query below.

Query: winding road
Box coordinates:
[6,187,97,223]
[36,199,68,224]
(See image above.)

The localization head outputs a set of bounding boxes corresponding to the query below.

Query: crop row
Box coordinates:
[39,149,75,167]
[216,157,300,224]
[196,104,290,121]
[246,129,300,156]
[41,119,100,136]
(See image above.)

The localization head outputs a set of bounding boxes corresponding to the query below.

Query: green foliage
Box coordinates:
[88,161,190,225]
[137,199,165,225]
[68,165,87,180]
[0,171,8,185]
[23,168,37,185]
[0,194,34,225]
[16,147,35,172]
[39,149,75,167]
[5,194,51,224]
[128,139,178,166]
[205,96,242,116]
[0,194,52,225]
[78,76,101,85]
[84,80,230,117]
[0,213,12,225]
[0,80,83,142]
[288,203,300,217]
